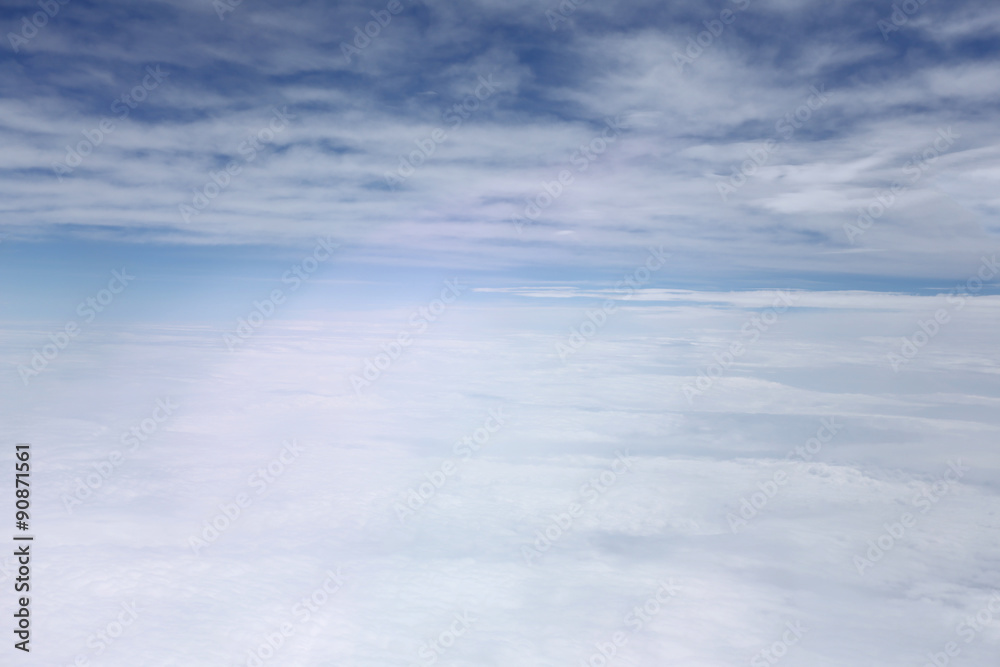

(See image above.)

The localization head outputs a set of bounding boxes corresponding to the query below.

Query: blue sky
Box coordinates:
[2,0,999,312]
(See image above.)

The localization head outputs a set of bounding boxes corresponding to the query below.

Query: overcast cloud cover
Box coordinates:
[1,0,1000,665]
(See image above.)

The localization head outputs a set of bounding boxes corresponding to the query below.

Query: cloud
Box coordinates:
[0,0,997,284]
[3,3,1000,663]
[3,287,999,664]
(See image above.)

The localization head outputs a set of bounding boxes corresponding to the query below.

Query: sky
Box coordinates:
[1,0,1000,665]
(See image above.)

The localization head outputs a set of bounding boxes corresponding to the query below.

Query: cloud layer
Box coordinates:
[1,0,999,284]
[3,289,999,664]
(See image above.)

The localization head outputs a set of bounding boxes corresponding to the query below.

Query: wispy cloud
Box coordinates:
[0,0,997,284]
